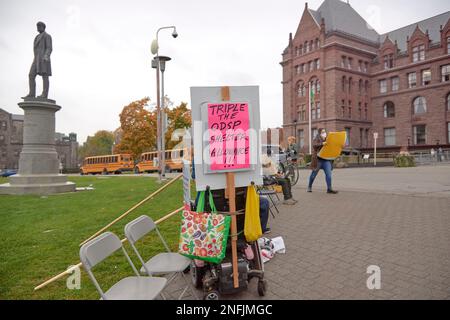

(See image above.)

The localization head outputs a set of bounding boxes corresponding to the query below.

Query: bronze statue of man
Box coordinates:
[22,21,52,99]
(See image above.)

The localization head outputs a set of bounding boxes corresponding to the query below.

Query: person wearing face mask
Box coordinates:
[307,128,338,194]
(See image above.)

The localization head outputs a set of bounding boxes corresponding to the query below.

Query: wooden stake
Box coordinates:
[220,85,239,289]
[34,206,184,291]
[226,172,239,288]
[79,173,182,246]
[34,262,83,291]
[221,86,230,101]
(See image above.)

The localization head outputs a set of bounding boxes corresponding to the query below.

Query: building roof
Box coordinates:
[380,11,450,52]
[309,0,380,43]
[286,1,450,56]
[0,108,24,121]
[11,114,24,121]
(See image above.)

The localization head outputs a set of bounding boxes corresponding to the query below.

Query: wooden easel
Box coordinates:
[221,86,240,289]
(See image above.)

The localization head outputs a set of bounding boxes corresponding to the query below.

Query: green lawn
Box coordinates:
[0,176,185,299]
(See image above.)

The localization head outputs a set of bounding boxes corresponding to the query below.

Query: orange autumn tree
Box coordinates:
[115,97,156,161]
[115,96,192,161]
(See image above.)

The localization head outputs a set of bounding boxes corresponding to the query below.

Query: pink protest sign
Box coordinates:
[207,102,250,171]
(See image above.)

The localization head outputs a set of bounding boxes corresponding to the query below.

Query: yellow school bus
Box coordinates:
[134,151,158,173]
[166,148,186,171]
[81,154,133,175]
[134,148,187,173]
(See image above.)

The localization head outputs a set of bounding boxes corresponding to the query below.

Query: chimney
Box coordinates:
[288,32,293,53]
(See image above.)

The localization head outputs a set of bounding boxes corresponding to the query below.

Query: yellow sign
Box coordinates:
[318,131,347,160]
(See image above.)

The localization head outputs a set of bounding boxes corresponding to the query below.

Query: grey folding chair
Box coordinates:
[124,215,198,300]
[80,231,167,300]
[257,185,279,217]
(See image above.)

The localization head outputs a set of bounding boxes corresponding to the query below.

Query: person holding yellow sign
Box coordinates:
[307,128,346,194]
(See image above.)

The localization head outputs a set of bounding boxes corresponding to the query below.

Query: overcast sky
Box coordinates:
[1,0,449,144]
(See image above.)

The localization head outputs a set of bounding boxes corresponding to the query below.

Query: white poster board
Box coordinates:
[191,86,262,191]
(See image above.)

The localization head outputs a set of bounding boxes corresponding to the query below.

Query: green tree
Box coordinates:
[164,101,191,149]
[79,130,115,161]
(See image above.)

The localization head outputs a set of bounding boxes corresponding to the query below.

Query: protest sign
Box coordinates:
[207,102,250,171]
[190,86,262,191]
[318,131,347,160]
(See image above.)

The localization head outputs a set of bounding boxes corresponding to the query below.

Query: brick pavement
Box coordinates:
[167,165,450,300]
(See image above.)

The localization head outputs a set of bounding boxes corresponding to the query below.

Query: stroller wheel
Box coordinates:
[190,261,205,289]
[203,290,220,300]
[257,279,267,296]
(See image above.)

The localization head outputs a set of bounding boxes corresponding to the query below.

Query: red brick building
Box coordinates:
[282,0,450,153]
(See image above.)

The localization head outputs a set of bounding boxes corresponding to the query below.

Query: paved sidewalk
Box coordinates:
[296,163,450,197]
[167,165,450,300]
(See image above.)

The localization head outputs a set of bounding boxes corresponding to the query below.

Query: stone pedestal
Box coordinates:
[0,98,75,195]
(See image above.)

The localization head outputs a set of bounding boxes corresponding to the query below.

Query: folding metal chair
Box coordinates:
[265,183,281,202]
[79,231,167,300]
[257,185,279,218]
[124,215,198,300]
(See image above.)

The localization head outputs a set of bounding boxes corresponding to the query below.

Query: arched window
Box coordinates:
[299,45,303,55]
[358,79,363,94]
[309,77,319,95]
[447,35,450,54]
[383,101,395,118]
[297,81,305,97]
[342,76,346,92]
[413,96,427,114]
[348,77,352,93]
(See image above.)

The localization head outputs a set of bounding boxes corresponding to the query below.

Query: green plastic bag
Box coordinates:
[178,190,231,264]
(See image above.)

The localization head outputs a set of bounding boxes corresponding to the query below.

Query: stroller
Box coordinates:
[188,188,268,300]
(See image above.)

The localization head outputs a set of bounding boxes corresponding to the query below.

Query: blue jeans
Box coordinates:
[259,196,270,232]
[308,158,333,191]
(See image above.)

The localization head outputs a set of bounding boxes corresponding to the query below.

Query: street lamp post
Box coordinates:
[373,132,378,166]
[151,26,178,181]
[159,55,171,180]
[150,57,162,177]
